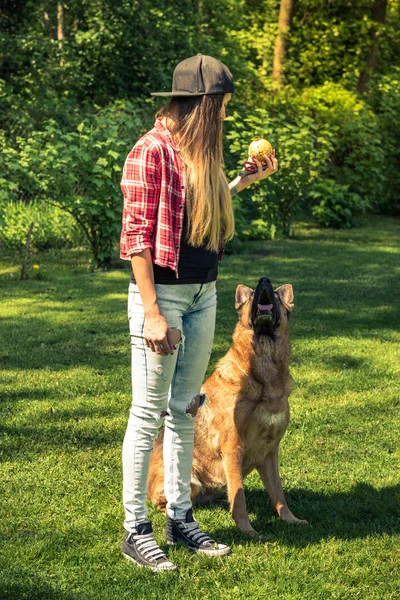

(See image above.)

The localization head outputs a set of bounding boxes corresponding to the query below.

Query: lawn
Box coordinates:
[1,216,399,600]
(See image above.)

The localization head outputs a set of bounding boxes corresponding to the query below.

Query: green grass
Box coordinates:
[1,216,399,600]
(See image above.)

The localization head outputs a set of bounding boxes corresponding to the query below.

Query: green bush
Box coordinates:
[225,92,333,237]
[301,82,385,208]
[308,179,370,229]
[247,219,276,241]
[0,201,79,251]
[367,69,400,214]
[1,100,148,267]
[225,82,385,237]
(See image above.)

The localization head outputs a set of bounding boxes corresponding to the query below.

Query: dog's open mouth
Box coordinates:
[257,302,273,313]
[251,278,279,336]
[256,304,274,323]
[256,288,274,320]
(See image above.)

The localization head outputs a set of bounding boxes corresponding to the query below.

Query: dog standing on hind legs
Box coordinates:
[148,277,308,535]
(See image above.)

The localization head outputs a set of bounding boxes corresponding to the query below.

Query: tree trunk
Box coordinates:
[272,0,295,87]
[57,3,65,66]
[57,3,65,40]
[196,1,203,48]
[357,0,388,94]
[20,222,34,280]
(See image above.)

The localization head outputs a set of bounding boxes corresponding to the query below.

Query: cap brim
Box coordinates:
[151,91,234,97]
[151,91,206,97]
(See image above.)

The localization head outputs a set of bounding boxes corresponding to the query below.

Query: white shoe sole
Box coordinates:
[167,541,231,557]
[122,552,178,572]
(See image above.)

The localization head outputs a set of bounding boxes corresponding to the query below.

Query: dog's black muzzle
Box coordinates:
[251,277,281,337]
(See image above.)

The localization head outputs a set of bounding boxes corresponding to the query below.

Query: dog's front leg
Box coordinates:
[222,450,257,536]
[257,446,308,525]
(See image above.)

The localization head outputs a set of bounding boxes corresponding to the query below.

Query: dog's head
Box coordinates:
[235,278,294,339]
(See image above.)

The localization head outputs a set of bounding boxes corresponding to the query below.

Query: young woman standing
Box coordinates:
[120,54,278,572]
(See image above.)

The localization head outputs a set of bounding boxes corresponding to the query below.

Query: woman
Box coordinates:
[120,54,278,572]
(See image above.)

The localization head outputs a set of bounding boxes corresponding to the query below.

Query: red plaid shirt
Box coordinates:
[120,118,186,277]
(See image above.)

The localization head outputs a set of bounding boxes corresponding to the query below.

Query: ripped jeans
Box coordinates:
[122,281,217,532]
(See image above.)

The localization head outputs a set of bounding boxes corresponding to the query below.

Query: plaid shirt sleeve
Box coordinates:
[119,140,161,260]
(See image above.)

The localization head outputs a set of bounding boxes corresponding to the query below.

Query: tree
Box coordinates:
[357,0,388,94]
[272,0,296,87]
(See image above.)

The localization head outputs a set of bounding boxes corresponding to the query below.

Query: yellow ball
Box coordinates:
[248,138,273,162]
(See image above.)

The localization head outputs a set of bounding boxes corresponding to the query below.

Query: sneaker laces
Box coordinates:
[178,520,215,546]
[132,532,169,563]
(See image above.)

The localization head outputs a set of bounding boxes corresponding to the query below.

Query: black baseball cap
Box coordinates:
[151,54,234,97]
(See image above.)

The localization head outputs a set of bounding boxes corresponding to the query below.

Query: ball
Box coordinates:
[248,138,273,162]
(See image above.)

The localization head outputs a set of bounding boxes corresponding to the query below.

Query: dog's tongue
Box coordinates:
[258,303,273,311]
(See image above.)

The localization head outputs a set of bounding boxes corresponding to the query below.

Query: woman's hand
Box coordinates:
[143,307,175,356]
[229,150,279,196]
[243,150,279,185]
[131,249,176,356]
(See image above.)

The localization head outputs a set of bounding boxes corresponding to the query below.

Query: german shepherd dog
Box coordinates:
[148,278,307,535]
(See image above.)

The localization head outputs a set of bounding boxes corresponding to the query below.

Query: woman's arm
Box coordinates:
[229,153,279,196]
[121,142,175,356]
[131,249,175,356]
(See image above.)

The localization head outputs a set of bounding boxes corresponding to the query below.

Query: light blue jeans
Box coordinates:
[122,281,217,532]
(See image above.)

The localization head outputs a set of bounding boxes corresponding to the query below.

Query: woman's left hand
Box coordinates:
[243,150,279,184]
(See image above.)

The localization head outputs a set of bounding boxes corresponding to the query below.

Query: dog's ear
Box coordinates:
[275,284,294,312]
[235,285,253,310]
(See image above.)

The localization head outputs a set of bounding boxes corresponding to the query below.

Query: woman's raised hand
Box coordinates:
[243,150,279,184]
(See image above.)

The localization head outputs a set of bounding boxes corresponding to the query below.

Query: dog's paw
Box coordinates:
[282,516,309,526]
[241,526,258,537]
[279,509,308,525]
[293,518,309,526]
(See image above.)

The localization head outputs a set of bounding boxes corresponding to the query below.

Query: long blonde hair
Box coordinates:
[157,95,235,251]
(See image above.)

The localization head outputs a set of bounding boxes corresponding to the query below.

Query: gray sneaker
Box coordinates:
[166,509,231,557]
[122,521,177,572]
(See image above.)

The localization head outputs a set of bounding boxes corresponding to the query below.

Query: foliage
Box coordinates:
[226,82,387,237]
[366,68,400,214]
[1,0,399,135]
[0,0,399,253]
[223,0,400,93]
[283,0,400,89]
[247,219,276,241]
[300,82,386,209]
[226,107,319,238]
[0,0,254,136]
[1,101,147,266]
[308,179,370,229]
[285,0,373,88]
[0,200,79,251]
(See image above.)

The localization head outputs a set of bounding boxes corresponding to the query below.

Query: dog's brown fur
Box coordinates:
[147,282,307,535]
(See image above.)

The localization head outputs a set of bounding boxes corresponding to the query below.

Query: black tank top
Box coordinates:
[130,210,218,285]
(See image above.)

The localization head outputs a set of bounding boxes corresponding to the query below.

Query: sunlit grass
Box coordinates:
[1,216,399,599]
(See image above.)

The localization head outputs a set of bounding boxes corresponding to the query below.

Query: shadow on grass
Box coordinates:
[0,390,396,462]
[0,388,57,402]
[196,482,400,547]
[316,354,367,370]
[0,576,78,600]
[0,290,398,376]
[1,219,400,376]
[0,407,126,461]
[0,311,128,372]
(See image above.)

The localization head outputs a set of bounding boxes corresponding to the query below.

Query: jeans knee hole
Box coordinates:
[157,410,168,421]
[185,393,206,418]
